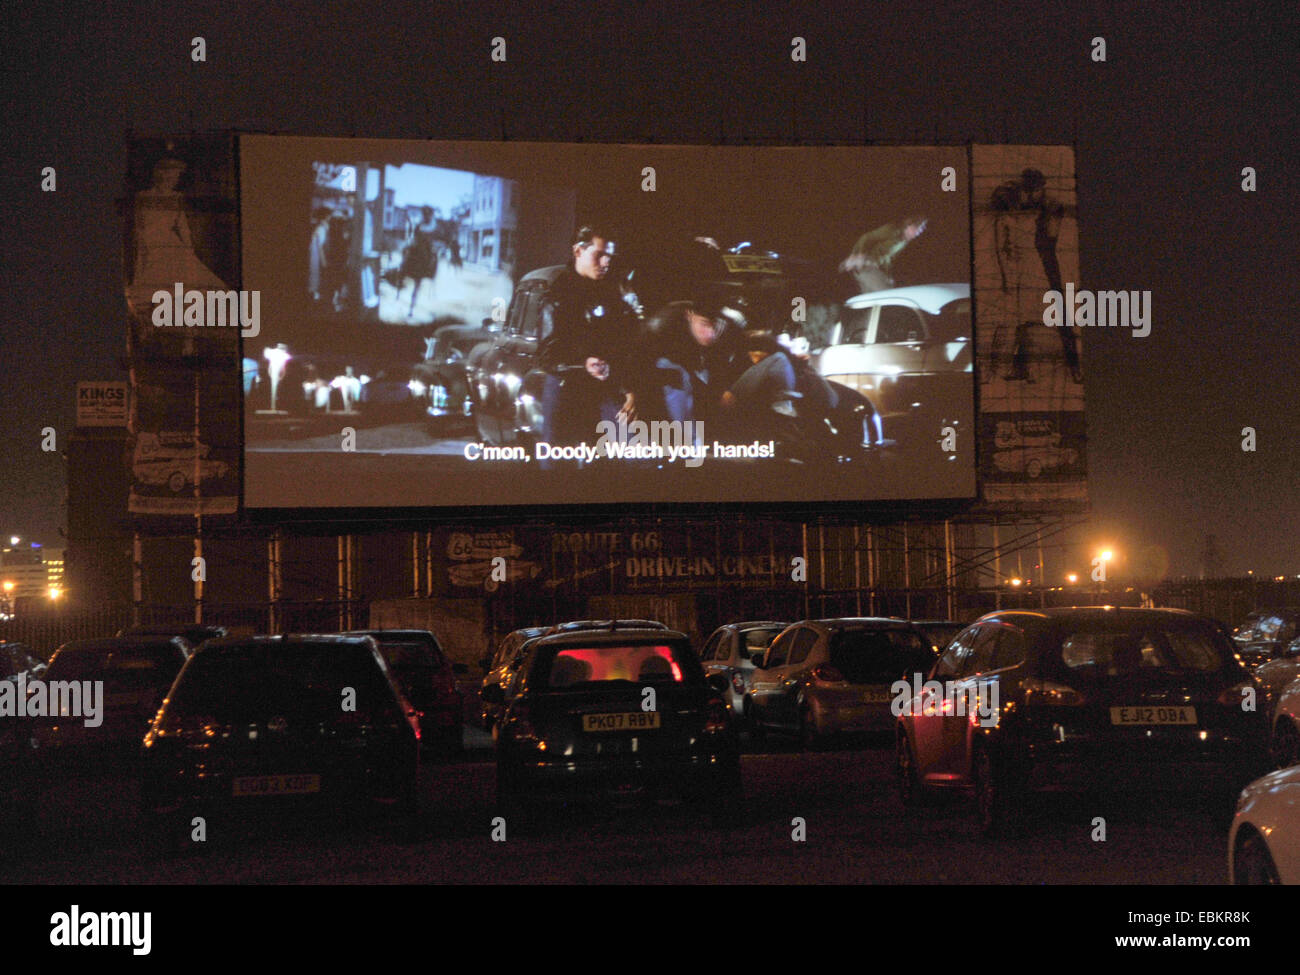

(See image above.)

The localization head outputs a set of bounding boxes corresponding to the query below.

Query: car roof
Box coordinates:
[793,617,915,630]
[345,629,437,641]
[843,283,970,313]
[718,620,788,631]
[975,607,1201,624]
[528,628,690,651]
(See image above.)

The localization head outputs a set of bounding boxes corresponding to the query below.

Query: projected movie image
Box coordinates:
[241,136,975,508]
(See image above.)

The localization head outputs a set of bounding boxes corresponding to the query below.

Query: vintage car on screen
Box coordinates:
[811,283,971,448]
[407,322,493,434]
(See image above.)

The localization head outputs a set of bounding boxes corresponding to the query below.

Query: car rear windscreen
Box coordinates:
[539,644,702,688]
[169,642,394,719]
[742,628,784,652]
[46,643,183,688]
[828,629,936,684]
[1051,622,1232,679]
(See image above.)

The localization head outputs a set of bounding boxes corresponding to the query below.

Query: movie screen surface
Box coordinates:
[240,136,975,508]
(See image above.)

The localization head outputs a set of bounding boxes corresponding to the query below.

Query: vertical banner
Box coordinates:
[972,145,1087,508]
[124,134,241,516]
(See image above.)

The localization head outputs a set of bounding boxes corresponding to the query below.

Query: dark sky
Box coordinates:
[3,1,1296,576]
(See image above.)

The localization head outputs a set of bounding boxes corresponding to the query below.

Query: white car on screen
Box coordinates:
[812,283,971,447]
[1229,765,1300,884]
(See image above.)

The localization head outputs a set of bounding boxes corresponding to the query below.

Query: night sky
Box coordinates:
[4,1,1296,577]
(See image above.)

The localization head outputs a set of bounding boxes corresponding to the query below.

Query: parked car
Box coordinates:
[408,323,494,434]
[26,637,191,765]
[1229,765,1300,884]
[140,634,421,841]
[1254,637,1300,718]
[0,640,46,682]
[487,628,741,822]
[746,618,937,749]
[547,619,670,634]
[1268,675,1300,769]
[699,621,789,717]
[345,629,464,756]
[895,608,1270,836]
[480,626,550,736]
[118,623,226,647]
[811,283,972,448]
[913,620,965,654]
[1235,608,1300,670]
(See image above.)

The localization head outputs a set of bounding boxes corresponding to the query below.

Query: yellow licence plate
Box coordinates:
[582,712,661,732]
[1109,706,1197,726]
[232,773,321,797]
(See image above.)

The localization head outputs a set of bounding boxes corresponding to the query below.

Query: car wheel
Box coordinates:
[972,743,1022,838]
[1233,829,1281,885]
[1026,458,1043,478]
[1269,719,1300,769]
[896,731,928,808]
[167,471,187,493]
[799,706,822,752]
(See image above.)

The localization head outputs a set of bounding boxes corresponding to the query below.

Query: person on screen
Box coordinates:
[641,298,748,436]
[990,168,1081,383]
[308,206,331,302]
[402,206,441,319]
[536,226,639,454]
[839,216,927,294]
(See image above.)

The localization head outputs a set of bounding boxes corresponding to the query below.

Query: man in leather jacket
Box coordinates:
[536,226,638,449]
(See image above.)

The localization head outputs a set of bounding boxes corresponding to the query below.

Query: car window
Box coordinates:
[962,626,999,676]
[828,628,936,683]
[930,298,971,342]
[842,306,872,344]
[787,628,818,666]
[700,631,723,662]
[1054,622,1229,677]
[536,644,700,688]
[875,305,924,343]
[990,625,1028,671]
[764,631,794,669]
[742,627,783,659]
[934,625,980,679]
[524,289,546,339]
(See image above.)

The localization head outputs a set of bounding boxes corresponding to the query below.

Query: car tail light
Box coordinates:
[731,672,745,694]
[812,664,845,684]
[1023,678,1086,707]
[1217,682,1256,710]
[704,697,729,733]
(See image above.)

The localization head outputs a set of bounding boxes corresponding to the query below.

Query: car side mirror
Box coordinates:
[481,684,505,705]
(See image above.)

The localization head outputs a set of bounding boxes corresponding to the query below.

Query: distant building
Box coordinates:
[0,545,64,601]
[466,175,518,274]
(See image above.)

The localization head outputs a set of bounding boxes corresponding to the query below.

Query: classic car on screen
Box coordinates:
[811,283,971,448]
[408,323,494,434]
[990,444,1079,478]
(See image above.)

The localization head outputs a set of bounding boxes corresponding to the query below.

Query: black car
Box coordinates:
[344,628,465,756]
[25,636,192,766]
[896,608,1271,836]
[118,623,225,647]
[409,322,494,434]
[487,627,741,822]
[139,635,421,841]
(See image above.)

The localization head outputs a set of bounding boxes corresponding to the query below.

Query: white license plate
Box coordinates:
[1109,706,1197,726]
[232,773,321,797]
[582,712,661,732]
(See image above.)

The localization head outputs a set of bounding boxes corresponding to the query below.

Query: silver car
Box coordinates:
[746,618,937,749]
[699,621,789,717]
[812,283,971,447]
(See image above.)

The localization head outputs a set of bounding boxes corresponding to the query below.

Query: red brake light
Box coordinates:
[730,672,745,694]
